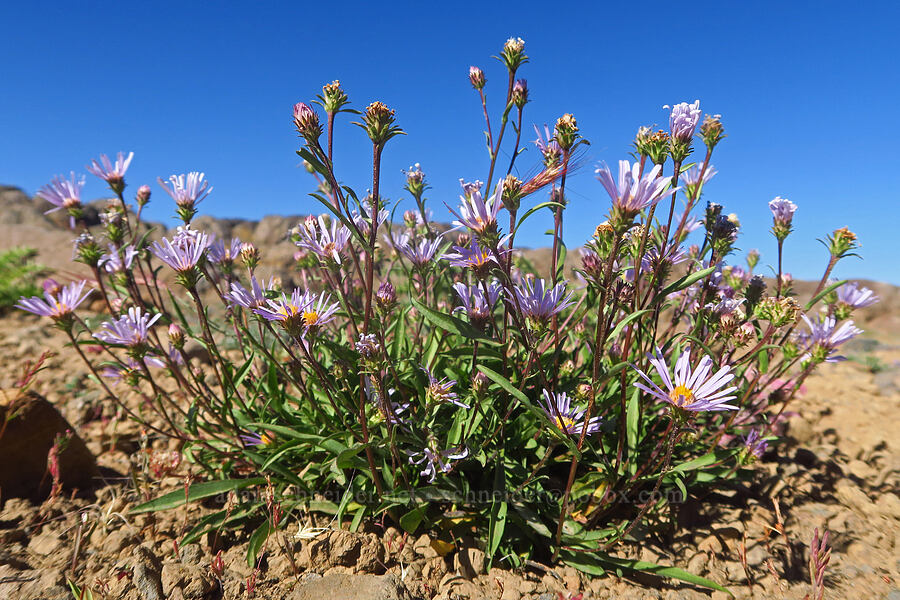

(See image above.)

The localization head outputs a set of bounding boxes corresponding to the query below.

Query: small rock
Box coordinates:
[875,492,900,519]
[836,481,876,516]
[180,543,203,565]
[413,533,438,558]
[288,573,410,600]
[744,544,767,567]
[133,544,164,600]
[845,459,875,481]
[27,531,63,556]
[0,391,97,500]
[161,563,215,599]
[454,547,485,579]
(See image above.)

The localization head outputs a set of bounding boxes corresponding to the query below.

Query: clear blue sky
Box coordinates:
[2,1,897,284]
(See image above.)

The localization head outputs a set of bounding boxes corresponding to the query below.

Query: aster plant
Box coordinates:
[20,40,875,594]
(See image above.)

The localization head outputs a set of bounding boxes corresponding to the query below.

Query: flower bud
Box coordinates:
[136,184,151,206]
[240,242,260,270]
[360,101,402,146]
[376,280,396,314]
[168,323,185,349]
[73,232,104,267]
[744,276,766,313]
[633,126,653,158]
[501,175,523,213]
[768,197,797,242]
[746,249,760,270]
[472,371,489,397]
[293,102,323,142]
[646,130,670,166]
[468,66,486,90]
[511,79,529,109]
[404,163,426,198]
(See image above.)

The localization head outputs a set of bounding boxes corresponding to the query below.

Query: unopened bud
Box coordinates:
[168,323,185,349]
[136,184,151,206]
[293,102,322,142]
[511,79,529,108]
[554,113,579,151]
[240,242,260,270]
[469,66,486,90]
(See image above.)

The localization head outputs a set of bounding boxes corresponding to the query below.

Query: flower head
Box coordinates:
[158,172,211,222]
[99,244,137,274]
[510,277,574,330]
[632,345,738,412]
[741,429,769,460]
[94,307,161,348]
[768,196,797,241]
[295,215,352,265]
[422,366,469,409]
[87,151,134,190]
[409,441,468,483]
[38,172,85,228]
[452,281,502,329]
[394,234,444,268]
[254,289,338,337]
[682,165,716,199]
[834,281,878,319]
[596,160,675,228]
[534,124,563,166]
[448,178,504,241]
[227,276,273,309]
[798,315,862,363]
[208,237,242,265]
[668,100,702,144]
[443,240,507,278]
[150,230,211,283]
[17,280,92,324]
[540,390,601,436]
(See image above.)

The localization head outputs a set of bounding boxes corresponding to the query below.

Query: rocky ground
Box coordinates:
[0,184,898,599]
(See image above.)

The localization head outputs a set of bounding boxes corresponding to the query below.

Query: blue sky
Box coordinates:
[2,1,897,283]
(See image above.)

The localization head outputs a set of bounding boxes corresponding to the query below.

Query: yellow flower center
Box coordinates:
[669,384,695,406]
[302,311,320,327]
[277,304,302,319]
[555,416,575,431]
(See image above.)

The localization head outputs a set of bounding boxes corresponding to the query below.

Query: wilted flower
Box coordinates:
[633,345,738,413]
[87,151,134,192]
[17,280,92,325]
[755,296,801,327]
[404,163,427,197]
[94,307,161,349]
[554,113,580,151]
[72,232,104,267]
[452,281,502,329]
[540,390,601,436]
[355,333,380,358]
[827,227,859,259]
[700,114,725,150]
[409,442,468,483]
[38,172,85,228]
[295,215,352,265]
[510,277,574,330]
[358,101,403,146]
[798,315,862,363]
[320,80,349,114]
[240,242,260,270]
[499,37,527,72]
[595,160,675,229]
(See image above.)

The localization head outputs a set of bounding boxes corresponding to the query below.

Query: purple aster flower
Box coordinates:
[533,124,562,165]
[768,196,797,227]
[352,198,389,237]
[208,236,242,265]
[355,333,380,357]
[295,215,352,264]
[86,151,134,186]
[16,280,92,322]
[364,378,409,426]
[509,277,574,326]
[158,172,212,210]
[94,307,161,347]
[254,289,339,337]
[443,240,508,276]
[595,160,676,219]
[422,366,469,409]
[452,281,501,329]
[99,244,137,273]
[667,100,702,143]
[625,244,688,281]
[447,178,504,236]
[540,390,602,436]
[798,315,862,363]
[742,429,769,459]
[836,281,878,309]
[395,233,444,268]
[632,345,738,412]
[408,442,468,483]
[38,172,85,228]
[150,230,211,273]
[681,164,716,199]
[240,430,275,447]
[226,276,272,309]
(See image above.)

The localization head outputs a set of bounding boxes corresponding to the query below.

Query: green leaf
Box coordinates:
[486,454,508,564]
[625,387,640,475]
[607,310,653,345]
[411,297,499,346]
[399,505,426,534]
[246,521,274,567]
[131,478,265,513]
[658,266,717,301]
[805,279,847,311]
[515,201,564,233]
[591,551,732,594]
